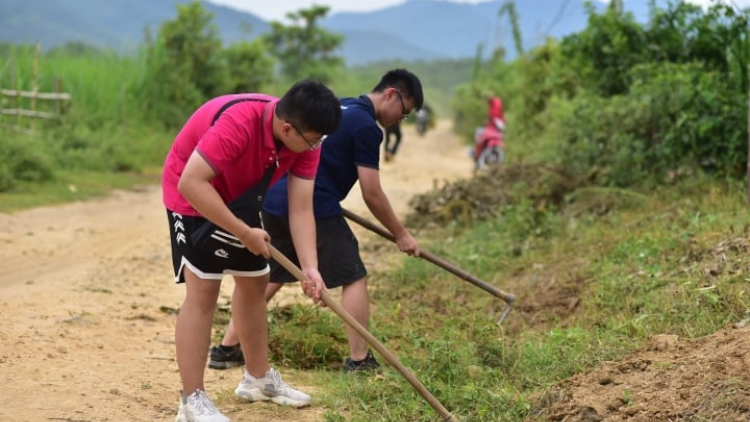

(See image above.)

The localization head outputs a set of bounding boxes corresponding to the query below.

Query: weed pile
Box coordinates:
[406,163,578,230]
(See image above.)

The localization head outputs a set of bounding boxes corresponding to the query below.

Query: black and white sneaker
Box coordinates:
[208,344,244,370]
[343,349,381,373]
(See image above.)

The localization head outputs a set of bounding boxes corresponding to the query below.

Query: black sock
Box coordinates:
[351,350,372,363]
[220,343,240,351]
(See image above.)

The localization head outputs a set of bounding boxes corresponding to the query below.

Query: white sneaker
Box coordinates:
[175,389,230,422]
[234,368,312,408]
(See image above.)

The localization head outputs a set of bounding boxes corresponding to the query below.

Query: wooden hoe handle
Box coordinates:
[268,243,461,422]
[341,208,516,323]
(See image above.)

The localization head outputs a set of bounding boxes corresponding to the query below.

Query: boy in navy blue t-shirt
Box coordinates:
[211,69,425,372]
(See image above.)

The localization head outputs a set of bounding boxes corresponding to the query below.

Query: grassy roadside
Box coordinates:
[258,168,749,421]
[0,168,161,213]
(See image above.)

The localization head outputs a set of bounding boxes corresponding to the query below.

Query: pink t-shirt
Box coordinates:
[162,94,321,216]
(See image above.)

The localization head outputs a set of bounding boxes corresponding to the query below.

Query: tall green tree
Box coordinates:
[140,1,227,128]
[560,7,648,97]
[498,2,523,59]
[552,2,750,185]
[263,6,344,83]
[220,39,275,93]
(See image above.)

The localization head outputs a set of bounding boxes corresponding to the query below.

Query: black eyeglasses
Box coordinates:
[395,90,410,120]
[290,122,326,150]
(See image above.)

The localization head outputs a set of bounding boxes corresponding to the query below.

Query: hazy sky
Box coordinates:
[207,0,482,21]
[207,0,750,22]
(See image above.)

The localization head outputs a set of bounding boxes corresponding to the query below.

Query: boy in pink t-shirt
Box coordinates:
[163,80,341,422]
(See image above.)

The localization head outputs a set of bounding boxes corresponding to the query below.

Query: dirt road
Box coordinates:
[0,120,473,422]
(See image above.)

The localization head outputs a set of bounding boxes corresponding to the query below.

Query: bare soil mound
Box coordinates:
[531,328,750,422]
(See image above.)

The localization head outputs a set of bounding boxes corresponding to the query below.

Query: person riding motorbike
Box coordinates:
[471,94,506,171]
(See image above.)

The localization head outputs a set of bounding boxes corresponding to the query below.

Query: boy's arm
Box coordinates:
[286,174,325,303]
[178,151,270,258]
[357,166,420,257]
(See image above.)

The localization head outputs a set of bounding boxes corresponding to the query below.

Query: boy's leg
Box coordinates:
[232,274,271,377]
[341,278,370,361]
[265,281,284,302]
[314,215,374,370]
[219,322,237,346]
[392,132,402,155]
[214,279,284,349]
[209,262,290,370]
[232,274,312,407]
[176,268,222,393]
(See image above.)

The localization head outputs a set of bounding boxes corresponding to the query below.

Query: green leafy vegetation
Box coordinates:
[0,1,468,197]
[453,1,749,187]
[263,5,345,84]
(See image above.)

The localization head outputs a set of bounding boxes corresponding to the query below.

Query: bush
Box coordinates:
[554,62,744,186]
[0,137,55,191]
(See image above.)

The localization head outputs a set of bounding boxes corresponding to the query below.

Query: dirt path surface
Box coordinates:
[0,120,473,422]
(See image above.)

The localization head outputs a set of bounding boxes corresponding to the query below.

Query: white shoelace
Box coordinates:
[190,390,220,415]
[269,369,287,390]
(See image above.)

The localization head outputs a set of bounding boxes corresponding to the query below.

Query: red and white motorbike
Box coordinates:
[471,122,505,171]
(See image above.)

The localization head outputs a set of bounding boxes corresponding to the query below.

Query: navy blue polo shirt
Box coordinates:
[263,95,383,218]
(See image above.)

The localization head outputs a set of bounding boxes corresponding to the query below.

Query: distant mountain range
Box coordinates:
[0,0,668,65]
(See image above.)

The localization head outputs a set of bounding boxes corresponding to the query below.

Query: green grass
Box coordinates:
[253,174,750,422]
[0,168,160,213]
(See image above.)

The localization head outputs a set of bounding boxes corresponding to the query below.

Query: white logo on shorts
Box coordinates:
[214,249,229,259]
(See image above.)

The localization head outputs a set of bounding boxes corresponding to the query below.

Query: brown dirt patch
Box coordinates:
[530,328,750,422]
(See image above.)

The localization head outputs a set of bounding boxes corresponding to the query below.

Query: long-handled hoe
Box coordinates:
[268,244,462,422]
[342,208,516,324]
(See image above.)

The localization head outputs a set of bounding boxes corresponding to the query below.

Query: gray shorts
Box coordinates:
[262,211,367,288]
[167,210,269,283]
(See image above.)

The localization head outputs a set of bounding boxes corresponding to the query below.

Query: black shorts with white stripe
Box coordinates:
[166,210,269,283]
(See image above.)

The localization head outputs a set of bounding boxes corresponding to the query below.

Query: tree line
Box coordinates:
[454,0,749,189]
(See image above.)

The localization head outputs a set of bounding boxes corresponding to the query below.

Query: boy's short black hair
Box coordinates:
[372,69,424,110]
[276,80,342,136]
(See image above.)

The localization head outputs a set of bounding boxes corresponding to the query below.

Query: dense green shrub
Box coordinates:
[0,137,54,191]
[555,62,745,186]
[454,1,749,188]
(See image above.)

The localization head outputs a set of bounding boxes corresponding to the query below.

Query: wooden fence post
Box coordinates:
[30,42,40,132]
[10,56,20,128]
[1,45,71,132]
[54,77,62,117]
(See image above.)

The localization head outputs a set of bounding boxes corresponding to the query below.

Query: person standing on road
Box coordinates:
[383,121,402,162]
[415,104,430,136]
[163,80,342,422]
[209,68,424,373]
